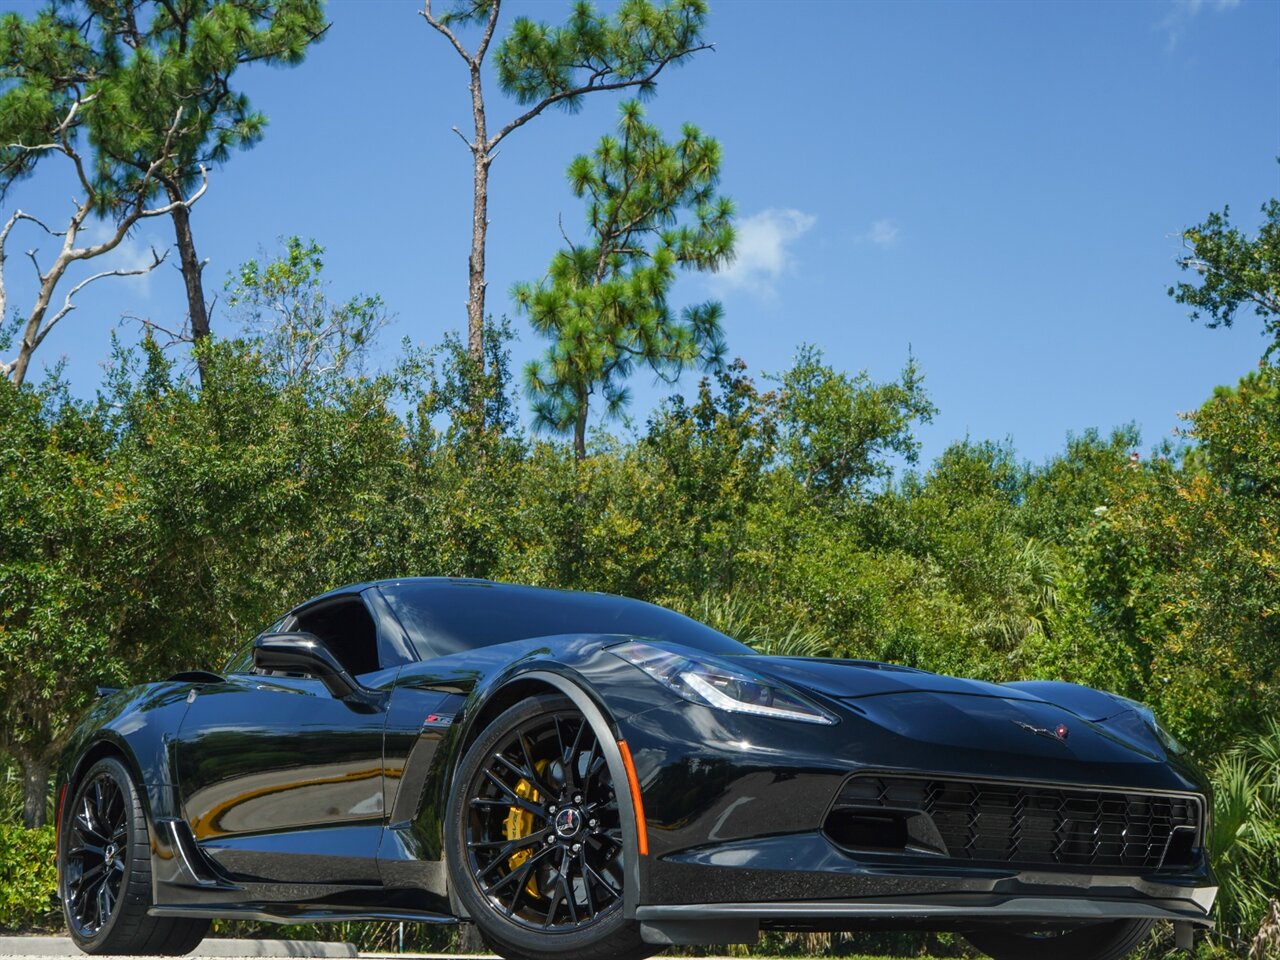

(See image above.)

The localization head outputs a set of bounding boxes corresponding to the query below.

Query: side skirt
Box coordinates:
[148,905,457,925]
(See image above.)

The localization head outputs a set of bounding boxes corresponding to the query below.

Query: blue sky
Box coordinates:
[2,0,1277,467]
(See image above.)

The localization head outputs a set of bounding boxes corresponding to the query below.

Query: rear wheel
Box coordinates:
[966,919,1156,960]
[446,694,653,960]
[60,756,210,956]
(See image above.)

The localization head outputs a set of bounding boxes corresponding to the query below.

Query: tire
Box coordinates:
[445,694,655,960]
[965,918,1156,960]
[60,756,210,956]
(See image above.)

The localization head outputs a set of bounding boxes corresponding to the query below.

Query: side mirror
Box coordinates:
[253,632,371,705]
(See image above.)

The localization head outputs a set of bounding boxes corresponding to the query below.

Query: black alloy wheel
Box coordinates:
[60,756,209,955]
[63,770,128,938]
[447,694,653,960]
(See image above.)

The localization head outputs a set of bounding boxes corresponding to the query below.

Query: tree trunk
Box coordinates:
[166,182,210,382]
[574,394,588,461]
[468,148,489,367]
[466,53,491,378]
[21,755,51,829]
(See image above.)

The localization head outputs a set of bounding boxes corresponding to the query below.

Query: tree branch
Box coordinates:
[35,248,169,351]
[421,0,476,65]
[121,311,191,349]
[488,44,714,150]
[474,0,501,64]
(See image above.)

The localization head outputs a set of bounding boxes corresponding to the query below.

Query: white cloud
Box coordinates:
[1158,0,1240,51]
[712,208,816,298]
[863,218,901,248]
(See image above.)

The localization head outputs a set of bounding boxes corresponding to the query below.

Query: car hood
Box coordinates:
[735,655,1169,764]
[739,655,1033,702]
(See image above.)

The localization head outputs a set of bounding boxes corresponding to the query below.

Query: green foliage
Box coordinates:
[682,592,827,658]
[0,824,57,931]
[1024,366,1280,752]
[0,0,327,205]
[515,100,733,457]
[775,345,936,500]
[493,0,711,110]
[1207,720,1280,947]
[1170,184,1280,357]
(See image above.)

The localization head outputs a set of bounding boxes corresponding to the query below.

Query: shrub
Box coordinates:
[0,824,59,932]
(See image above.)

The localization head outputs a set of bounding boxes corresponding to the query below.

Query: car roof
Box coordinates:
[290,577,621,614]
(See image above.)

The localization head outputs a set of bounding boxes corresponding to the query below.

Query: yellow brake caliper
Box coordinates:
[503,760,548,898]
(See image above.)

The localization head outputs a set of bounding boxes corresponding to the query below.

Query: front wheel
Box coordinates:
[966,919,1156,960]
[60,756,210,955]
[445,694,654,960]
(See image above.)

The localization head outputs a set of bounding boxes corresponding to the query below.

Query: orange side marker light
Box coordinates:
[617,739,648,856]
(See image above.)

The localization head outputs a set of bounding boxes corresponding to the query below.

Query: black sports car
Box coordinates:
[56,578,1216,960]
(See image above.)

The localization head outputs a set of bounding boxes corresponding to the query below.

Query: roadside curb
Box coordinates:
[0,937,357,957]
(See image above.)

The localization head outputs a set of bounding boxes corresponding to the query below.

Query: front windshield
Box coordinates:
[378,580,750,660]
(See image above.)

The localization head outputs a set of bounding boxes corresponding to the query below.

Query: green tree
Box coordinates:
[775,345,936,501]
[514,100,733,459]
[226,236,388,386]
[421,0,711,371]
[0,0,327,381]
[1170,186,1279,358]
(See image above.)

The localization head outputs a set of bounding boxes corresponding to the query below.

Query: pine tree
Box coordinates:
[0,0,327,383]
[513,100,734,459]
[422,0,712,377]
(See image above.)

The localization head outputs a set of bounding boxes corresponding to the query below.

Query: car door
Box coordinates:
[173,591,411,885]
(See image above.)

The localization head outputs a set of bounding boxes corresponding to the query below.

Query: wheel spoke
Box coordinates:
[552,715,568,770]
[474,834,548,878]
[481,769,548,820]
[579,848,596,916]
[583,857,620,897]
[493,750,557,802]
[519,731,563,799]
[71,863,104,890]
[77,803,107,845]
[541,879,563,928]
[565,720,587,792]
[67,841,104,859]
[96,879,114,925]
[584,749,607,790]
[469,830,546,852]
[559,849,579,924]
[483,844,556,896]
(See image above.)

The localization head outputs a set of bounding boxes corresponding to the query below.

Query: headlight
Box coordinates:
[610,640,837,725]
[1107,694,1184,755]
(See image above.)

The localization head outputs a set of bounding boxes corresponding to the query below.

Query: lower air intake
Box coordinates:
[826,774,1202,872]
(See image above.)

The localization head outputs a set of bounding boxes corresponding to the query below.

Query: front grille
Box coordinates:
[828,774,1201,872]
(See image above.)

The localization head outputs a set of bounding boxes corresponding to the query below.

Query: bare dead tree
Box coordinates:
[0,101,207,386]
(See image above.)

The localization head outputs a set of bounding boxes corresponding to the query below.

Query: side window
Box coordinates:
[294,597,382,678]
